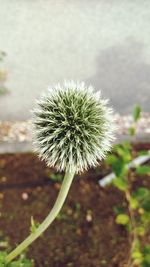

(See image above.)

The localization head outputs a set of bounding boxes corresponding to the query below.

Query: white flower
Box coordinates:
[32,81,115,173]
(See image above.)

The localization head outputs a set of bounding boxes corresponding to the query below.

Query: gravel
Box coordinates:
[0,113,150,143]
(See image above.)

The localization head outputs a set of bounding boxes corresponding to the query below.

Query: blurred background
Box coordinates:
[0,0,150,120]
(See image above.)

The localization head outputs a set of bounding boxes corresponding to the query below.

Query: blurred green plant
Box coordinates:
[106,106,150,267]
[128,105,141,136]
[0,252,33,267]
[30,216,40,234]
[0,51,8,95]
[50,173,63,183]
[45,168,63,182]
[0,233,33,266]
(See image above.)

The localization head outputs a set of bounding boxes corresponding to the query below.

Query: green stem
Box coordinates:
[6,169,75,263]
[125,189,137,267]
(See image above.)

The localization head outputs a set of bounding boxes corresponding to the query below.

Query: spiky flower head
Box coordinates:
[32,81,115,173]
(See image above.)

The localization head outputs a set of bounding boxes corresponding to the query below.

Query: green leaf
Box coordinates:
[0,251,33,266]
[128,127,136,136]
[10,258,33,267]
[142,198,150,212]
[129,197,139,209]
[113,177,128,191]
[0,51,6,61]
[136,226,145,236]
[141,212,150,224]
[138,150,149,156]
[50,173,63,182]
[122,141,132,150]
[0,252,6,266]
[132,251,143,260]
[136,166,150,175]
[133,105,141,122]
[0,87,7,95]
[142,246,150,267]
[116,214,129,225]
[105,154,118,165]
[114,144,132,163]
[133,187,149,201]
[142,259,150,267]
[30,216,40,234]
[143,246,150,254]
[113,206,125,215]
[112,161,128,178]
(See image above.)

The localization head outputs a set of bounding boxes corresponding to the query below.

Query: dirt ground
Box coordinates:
[0,144,149,267]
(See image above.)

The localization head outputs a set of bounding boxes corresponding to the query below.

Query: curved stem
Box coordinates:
[6,169,75,263]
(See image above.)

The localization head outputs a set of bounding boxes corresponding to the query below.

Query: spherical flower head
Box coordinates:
[32,81,115,173]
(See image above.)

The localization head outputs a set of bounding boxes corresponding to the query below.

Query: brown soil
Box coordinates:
[0,144,149,267]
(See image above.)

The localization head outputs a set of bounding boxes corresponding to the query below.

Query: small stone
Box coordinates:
[54,183,61,190]
[76,228,82,236]
[0,160,6,168]
[0,114,149,143]
[1,176,7,182]
[19,134,26,142]
[0,193,4,199]
[86,211,93,222]
[22,192,29,200]
[101,259,107,265]
[67,208,73,215]
[36,186,42,192]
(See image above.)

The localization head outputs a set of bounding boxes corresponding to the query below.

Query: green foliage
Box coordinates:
[30,216,40,234]
[108,142,131,191]
[0,252,33,267]
[128,126,136,136]
[106,142,131,185]
[114,142,132,163]
[129,196,139,209]
[113,176,128,191]
[45,169,63,182]
[136,166,150,175]
[105,105,150,266]
[50,173,63,182]
[142,246,150,267]
[133,105,141,122]
[113,206,125,215]
[116,214,129,225]
[0,252,6,266]
[0,51,6,61]
[128,105,141,136]
[136,226,145,236]
[0,51,7,96]
[138,151,149,156]
[132,187,149,201]
[107,142,131,180]
[140,212,150,227]
[142,198,150,212]
[0,88,7,95]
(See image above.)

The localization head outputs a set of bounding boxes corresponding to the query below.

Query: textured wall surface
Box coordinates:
[0,0,150,120]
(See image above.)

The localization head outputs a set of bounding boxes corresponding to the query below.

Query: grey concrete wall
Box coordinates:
[0,0,150,121]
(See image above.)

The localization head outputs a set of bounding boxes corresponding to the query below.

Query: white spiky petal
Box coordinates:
[32,81,115,173]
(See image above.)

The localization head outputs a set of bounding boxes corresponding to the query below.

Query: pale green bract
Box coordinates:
[32,81,115,173]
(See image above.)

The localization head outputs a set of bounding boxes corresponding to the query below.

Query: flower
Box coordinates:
[32,81,115,173]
